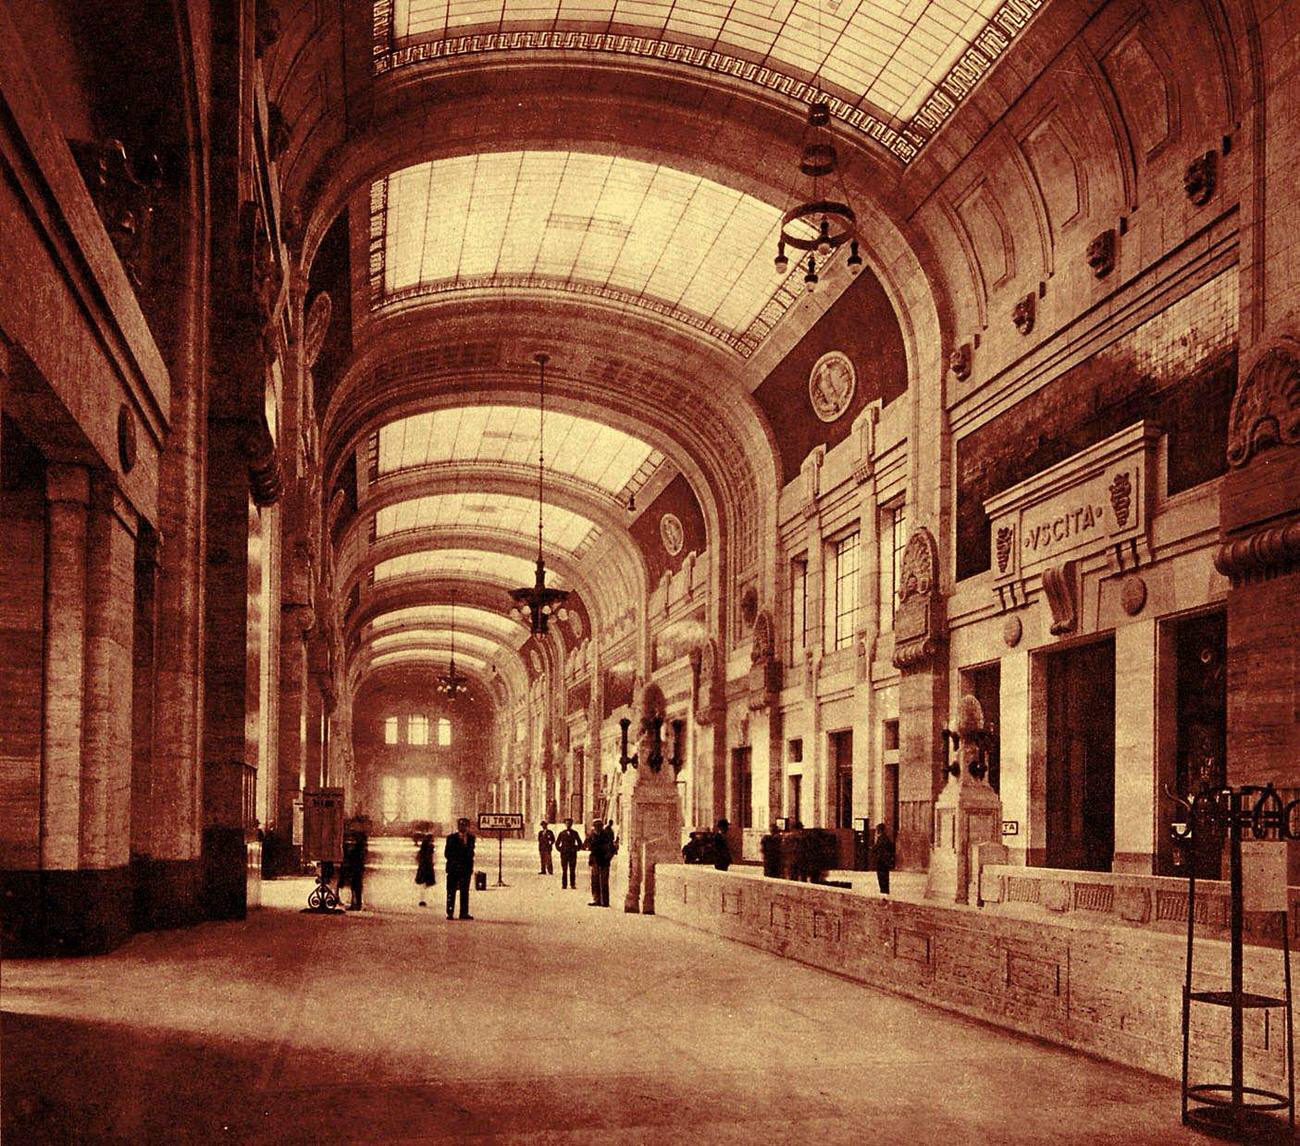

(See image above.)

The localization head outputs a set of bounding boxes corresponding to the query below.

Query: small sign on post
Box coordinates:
[478,812,524,887]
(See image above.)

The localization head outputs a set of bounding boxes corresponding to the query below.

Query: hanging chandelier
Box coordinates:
[774,99,863,293]
[437,592,471,699]
[509,352,569,634]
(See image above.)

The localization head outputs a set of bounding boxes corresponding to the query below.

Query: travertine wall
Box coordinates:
[657,865,1294,1093]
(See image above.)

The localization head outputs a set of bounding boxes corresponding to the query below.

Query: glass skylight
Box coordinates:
[376,0,1046,160]
[368,550,567,592]
[368,629,506,659]
[369,649,492,672]
[370,151,816,354]
[374,492,598,555]
[369,603,529,642]
[376,406,664,501]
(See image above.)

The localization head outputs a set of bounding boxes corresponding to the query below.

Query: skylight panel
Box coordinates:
[370,603,528,640]
[379,0,1046,162]
[374,492,598,554]
[370,648,491,671]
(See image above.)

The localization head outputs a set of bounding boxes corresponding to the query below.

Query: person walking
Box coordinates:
[871,822,896,895]
[537,820,556,875]
[555,817,583,889]
[414,832,436,907]
[444,817,476,919]
[586,818,615,907]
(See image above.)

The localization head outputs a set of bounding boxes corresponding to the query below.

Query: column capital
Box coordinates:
[46,463,91,506]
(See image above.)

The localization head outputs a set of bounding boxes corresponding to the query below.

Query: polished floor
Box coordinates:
[3,841,1202,1144]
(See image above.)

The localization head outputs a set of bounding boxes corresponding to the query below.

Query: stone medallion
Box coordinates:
[1002,616,1023,647]
[808,350,857,422]
[659,512,684,556]
[1120,575,1147,616]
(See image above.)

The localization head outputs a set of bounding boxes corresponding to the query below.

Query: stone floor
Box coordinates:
[3,841,1205,1144]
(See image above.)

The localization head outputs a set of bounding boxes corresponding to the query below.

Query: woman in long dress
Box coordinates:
[414,833,436,906]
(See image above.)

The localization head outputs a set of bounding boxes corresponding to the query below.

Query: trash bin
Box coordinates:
[474,870,487,891]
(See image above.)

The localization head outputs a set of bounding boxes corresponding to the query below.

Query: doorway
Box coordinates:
[1044,638,1116,872]
[830,729,853,828]
[731,747,752,830]
[788,773,803,827]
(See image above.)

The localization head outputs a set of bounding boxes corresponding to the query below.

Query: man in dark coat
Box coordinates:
[555,817,583,889]
[871,822,896,895]
[342,830,367,910]
[586,818,615,907]
[712,818,732,871]
[444,817,477,919]
[537,820,556,875]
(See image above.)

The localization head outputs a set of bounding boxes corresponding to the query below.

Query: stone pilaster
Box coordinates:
[40,464,90,871]
[80,482,138,872]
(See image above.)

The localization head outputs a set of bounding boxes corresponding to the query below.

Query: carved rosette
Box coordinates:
[1226,339,1300,468]
[892,527,945,671]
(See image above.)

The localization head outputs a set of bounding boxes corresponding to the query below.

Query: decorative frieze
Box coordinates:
[984,421,1160,590]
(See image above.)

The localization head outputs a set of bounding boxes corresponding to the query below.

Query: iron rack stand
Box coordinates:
[1176,784,1294,1139]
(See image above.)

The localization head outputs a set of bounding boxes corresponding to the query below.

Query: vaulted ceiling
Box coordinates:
[266,0,1049,710]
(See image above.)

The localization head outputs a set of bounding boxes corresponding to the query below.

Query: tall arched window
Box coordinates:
[437,717,452,746]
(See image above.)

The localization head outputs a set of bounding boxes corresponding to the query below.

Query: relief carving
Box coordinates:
[1226,338,1300,468]
[892,527,945,670]
[748,609,781,710]
[950,342,972,382]
[1086,229,1116,278]
[691,639,720,725]
[1184,151,1217,207]
[1013,292,1036,336]
[73,139,161,289]
[303,292,333,369]
[1041,560,1079,635]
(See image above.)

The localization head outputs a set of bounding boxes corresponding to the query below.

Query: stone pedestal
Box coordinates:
[620,765,684,915]
[927,696,1003,904]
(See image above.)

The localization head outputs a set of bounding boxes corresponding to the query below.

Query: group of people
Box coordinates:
[536,817,619,906]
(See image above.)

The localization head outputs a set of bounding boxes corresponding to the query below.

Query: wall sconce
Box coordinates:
[940,727,961,779]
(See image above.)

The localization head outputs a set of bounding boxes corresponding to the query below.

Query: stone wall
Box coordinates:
[656,864,1294,1092]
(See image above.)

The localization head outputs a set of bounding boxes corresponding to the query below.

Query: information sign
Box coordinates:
[478,812,525,832]
[303,788,345,863]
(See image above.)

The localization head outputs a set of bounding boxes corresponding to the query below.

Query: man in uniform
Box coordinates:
[555,817,582,889]
[586,818,614,907]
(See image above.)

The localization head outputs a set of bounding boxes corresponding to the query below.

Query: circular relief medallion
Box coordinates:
[1002,616,1023,648]
[659,513,684,556]
[808,350,857,423]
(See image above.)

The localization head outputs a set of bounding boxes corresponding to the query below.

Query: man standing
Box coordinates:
[537,820,556,875]
[585,818,614,907]
[871,822,896,895]
[555,817,582,889]
[444,817,477,919]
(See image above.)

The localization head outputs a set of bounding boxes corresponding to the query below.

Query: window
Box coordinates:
[788,738,803,763]
[437,717,452,746]
[381,775,400,821]
[879,500,906,630]
[383,716,399,745]
[408,714,429,745]
[827,530,860,652]
[789,555,808,657]
[434,776,452,823]
[405,775,431,820]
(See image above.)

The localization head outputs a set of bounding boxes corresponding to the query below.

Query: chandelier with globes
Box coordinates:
[436,592,471,699]
[509,352,570,634]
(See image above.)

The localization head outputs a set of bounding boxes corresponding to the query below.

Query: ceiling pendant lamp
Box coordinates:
[437,592,471,699]
[508,353,569,634]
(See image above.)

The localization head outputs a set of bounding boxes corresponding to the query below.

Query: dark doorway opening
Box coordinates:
[731,747,752,830]
[830,729,853,828]
[1173,610,1227,879]
[1044,637,1116,872]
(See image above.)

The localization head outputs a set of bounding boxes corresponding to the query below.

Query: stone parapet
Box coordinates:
[655,864,1295,1089]
[979,864,1300,950]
